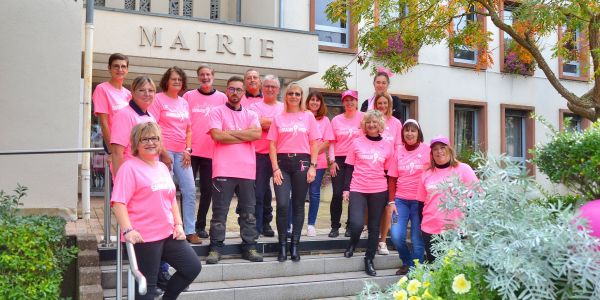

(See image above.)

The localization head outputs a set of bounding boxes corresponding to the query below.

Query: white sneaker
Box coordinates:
[377,242,389,255]
[306,225,316,237]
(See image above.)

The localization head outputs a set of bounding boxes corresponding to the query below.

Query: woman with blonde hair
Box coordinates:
[268,83,321,262]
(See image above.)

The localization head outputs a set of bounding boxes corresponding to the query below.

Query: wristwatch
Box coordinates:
[185,147,192,153]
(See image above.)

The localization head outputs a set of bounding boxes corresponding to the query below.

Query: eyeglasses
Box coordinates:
[287,92,301,97]
[227,87,244,94]
[140,136,160,144]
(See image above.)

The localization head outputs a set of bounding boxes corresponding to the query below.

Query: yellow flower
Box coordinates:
[447,249,456,257]
[406,279,422,295]
[452,274,472,294]
[408,296,421,300]
[421,288,433,299]
[423,281,431,288]
[398,276,408,286]
[393,290,408,300]
[413,259,420,267]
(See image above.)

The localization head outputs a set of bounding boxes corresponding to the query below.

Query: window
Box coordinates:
[94,0,105,6]
[558,26,590,81]
[210,0,219,20]
[449,100,487,154]
[310,0,357,53]
[169,0,179,15]
[499,1,534,75]
[124,0,135,10]
[310,88,343,119]
[501,104,535,173]
[392,94,419,122]
[559,109,590,132]
[450,5,486,68]
[139,0,150,12]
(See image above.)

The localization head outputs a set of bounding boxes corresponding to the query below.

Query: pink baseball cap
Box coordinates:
[430,135,450,148]
[341,90,358,101]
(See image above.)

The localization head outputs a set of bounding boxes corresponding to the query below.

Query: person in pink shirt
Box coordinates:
[417,135,478,263]
[111,76,172,175]
[373,92,403,255]
[329,90,364,238]
[183,64,227,240]
[387,119,429,275]
[111,122,201,300]
[92,53,131,157]
[268,83,320,262]
[149,66,201,245]
[342,110,394,277]
[206,76,263,264]
[305,91,335,237]
[240,69,263,107]
[248,74,284,238]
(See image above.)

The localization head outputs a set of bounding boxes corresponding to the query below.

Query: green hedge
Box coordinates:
[0,185,78,299]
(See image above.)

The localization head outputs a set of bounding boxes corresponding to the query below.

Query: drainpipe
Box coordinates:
[236,0,241,22]
[81,0,95,220]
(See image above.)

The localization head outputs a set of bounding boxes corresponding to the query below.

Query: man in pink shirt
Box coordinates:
[248,74,283,238]
[183,64,227,239]
[92,53,131,156]
[240,69,263,107]
[206,76,263,264]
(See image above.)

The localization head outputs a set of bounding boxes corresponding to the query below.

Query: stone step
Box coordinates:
[102,252,401,289]
[103,268,401,300]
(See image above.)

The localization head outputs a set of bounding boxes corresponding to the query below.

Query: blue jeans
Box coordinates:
[307,168,326,225]
[168,151,197,235]
[390,198,424,267]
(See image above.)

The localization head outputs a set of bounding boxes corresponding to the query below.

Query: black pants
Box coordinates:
[422,232,437,263]
[209,177,258,251]
[254,153,274,234]
[191,156,212,232]
[132,236,201,300]
[347,191,388,259]
[273,154,310,238]
[330,156,350,229]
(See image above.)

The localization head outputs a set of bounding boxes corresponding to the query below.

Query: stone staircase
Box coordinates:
[99,236,401,300]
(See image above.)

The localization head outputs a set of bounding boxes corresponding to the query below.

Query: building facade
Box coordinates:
[0,0,593,216]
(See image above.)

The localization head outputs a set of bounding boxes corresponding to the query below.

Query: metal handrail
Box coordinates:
[126,242,147,297]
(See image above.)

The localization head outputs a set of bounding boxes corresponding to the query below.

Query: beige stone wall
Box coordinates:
[0,0,82,219]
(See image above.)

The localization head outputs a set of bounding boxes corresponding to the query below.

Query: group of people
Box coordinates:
[96,53,478,299]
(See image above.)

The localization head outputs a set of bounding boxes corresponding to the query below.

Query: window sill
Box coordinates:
[318,45,357,54]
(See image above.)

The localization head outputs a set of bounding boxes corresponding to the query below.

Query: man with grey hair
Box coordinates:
[248,74,283,237]
[241,69,263,107]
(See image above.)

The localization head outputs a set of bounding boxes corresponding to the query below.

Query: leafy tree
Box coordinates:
[326,0,600,120]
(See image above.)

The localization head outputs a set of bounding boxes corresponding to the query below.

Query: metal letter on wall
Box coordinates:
[170,31,190,50]
[260,39,274,58]
[216,34,236,54]
[197,32,207,51]
[140,26,163,47]
[243,37,252,56]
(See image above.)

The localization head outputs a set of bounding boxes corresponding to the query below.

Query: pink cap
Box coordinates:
[341,90,358,101]
[430,135,450,148]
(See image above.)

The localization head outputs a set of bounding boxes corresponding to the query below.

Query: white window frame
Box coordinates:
[452,6,478,65]
[315,1,350,48]
[562,27,581,77]
[454,106,480,152]
[505,110,527,167]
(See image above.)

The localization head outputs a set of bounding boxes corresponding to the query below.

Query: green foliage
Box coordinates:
[456,147,482,170]
[532,119,600,199]
[0,186,78,300]
[321,64,351,91]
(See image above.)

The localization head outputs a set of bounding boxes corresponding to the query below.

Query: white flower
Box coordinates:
[452,274,471,294]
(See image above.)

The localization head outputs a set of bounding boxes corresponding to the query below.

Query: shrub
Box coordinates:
[0,185,78,299]
[531,119,600,200]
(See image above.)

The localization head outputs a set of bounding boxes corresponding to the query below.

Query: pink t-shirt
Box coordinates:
[345,136,394,193]
[315,117,335,169]
[111,157,176,242]
[241,94,263,107]
[267,111,321,154]
[184,89,227,158]
[248,101,284,154]
[331,111,364,157]
[209,104,261,179]
[92,82,131,129]
[387,143,431,200]
[110,105,156,161]
[149,93,191,152]
[382,116,403,149]
[417,163,478,234]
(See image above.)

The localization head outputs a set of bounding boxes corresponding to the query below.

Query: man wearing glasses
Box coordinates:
[206,76,263,264]
[248,75,283,238]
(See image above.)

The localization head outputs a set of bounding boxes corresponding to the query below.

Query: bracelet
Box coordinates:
[387,202,395,205]
[123,227,135,235]
[273,168,280,173]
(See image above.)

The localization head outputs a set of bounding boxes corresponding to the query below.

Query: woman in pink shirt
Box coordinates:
[329,90,364,238]
[373,92,403,255]
[305,91,335,237]
[417,136,478,263]
[111,122,201,300]
[387,119,429,275]
[342,110,394,276]
[149,67,200,244]
[268,83,320,262]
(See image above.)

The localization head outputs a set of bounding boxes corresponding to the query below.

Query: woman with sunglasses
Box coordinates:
[268,83,320,262]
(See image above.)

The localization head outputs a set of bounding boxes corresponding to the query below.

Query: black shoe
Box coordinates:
[262,223,275,237]
[242,249,264,262]
[344,229,351,237]
[197,229,209,239]
[277,236,287,262]
[344,244,356,258]
[156,270,171,290]
[328,228,339,238]
[290,236,301,262]
[364,257,376,276]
